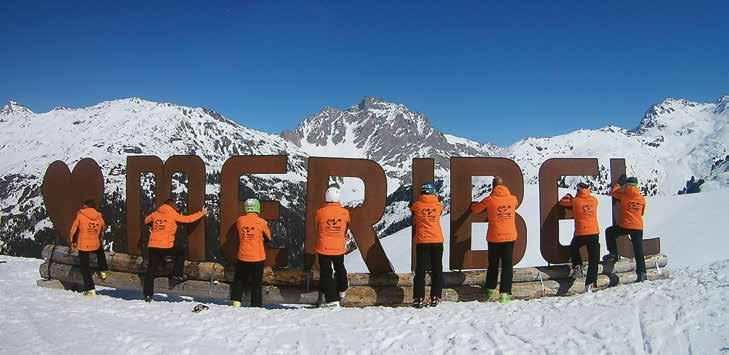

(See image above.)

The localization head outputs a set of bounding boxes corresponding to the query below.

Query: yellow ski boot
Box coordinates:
[83,290,96,297]
[232,301,242,308]
[98,271,109,280]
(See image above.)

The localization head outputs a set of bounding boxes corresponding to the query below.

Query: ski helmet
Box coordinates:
[244,198,261,214]
[419,182,437,195]
[325,186,341,203]
[626,177,639,186]
[576,182,590,191]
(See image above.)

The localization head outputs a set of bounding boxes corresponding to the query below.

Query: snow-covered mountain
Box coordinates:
[1,95,727,260]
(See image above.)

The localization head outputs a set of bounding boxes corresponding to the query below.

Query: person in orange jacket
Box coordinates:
[230,198,271,308]
[142,198,207,302]
[559,182,601,292]
[410,182,445,308]
[470,177,517,304]
[69,199,108,297]
[604,175,648,281]
[315,186,351,307]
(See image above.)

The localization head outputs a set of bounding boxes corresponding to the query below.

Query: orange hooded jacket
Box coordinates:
[69,207,106,252]
[611,183,646,230]
[410,194,445,244]
[559,189,600,236]
[315,202,351,256]
[236,212,271,262]
[471,185,518,243]
[144,204,205,249]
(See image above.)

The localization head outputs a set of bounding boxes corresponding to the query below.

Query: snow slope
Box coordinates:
[346,187,729,272]
[1,255,727,354]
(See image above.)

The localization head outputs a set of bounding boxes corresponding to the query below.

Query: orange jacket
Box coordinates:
[144,204,205,249]
[410,194,445,244]
[315,202,351,255]
[471,185,518,243]
[611,184,646,230]
[559,189,600,236]
[236,213,271,262]
[69,208,106,252]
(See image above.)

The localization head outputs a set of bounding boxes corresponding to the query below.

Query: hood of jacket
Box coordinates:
[491,185,511,197]
[79,207,102,220]
[418,194,439,203]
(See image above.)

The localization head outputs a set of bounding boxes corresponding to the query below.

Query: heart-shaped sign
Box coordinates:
[42,158,104,244]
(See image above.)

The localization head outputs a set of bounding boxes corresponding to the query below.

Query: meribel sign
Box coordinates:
[41,155,660,273]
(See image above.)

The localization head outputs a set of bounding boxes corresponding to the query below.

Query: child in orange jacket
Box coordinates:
[69,199,108,296]
[142,198,206,302]
[604,175,648,282]
[559,182,600,292]
[316,186,351,307]
[410,182,445,308]
[471,177,518,304]
[231,198,271,308]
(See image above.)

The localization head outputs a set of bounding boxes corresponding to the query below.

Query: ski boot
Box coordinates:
[569,265,584,279]
[98,271,109,280]
[602,253,619,262]
[637,272,648,283]
[144,295,152,303]
[339,291,347,300]
[584,283,597,293]
[499,293,511,304]
[485,288,496,301]
[231,301,242,308]
[83,290,96,297]
[429,296,440,308]
[412,297,425,309]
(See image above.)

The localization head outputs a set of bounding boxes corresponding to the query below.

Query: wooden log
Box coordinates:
[41,245,667,287]
[342,268,670,307]
[39,262,320,305]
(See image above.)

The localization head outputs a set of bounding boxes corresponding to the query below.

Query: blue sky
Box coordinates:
[1,1,727,146]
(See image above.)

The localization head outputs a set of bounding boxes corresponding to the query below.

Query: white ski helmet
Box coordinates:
[325,186,341,203]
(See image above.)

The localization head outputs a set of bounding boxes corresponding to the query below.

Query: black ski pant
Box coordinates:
[78,247,108,292]
[485,241,514,294]
[318,253,348,303]
[143,246,186,297]
[605,226,646,275]
[231,260,265,307]
[414,243,444,300]
[570,234,600,285]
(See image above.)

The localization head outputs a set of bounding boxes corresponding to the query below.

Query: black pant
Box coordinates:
[143,246,186,297]
[485,241,514,294]
[606,226,646,274]
[78,247,108,292]
[318,254,348,303]
[231,261,265,307]
[570,235,600,285]
[414,243,444,299]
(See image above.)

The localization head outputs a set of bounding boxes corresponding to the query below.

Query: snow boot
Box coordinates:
[637,272,648,283]
[499,293,511,304]
[321,301,340,308]
[584,283,597,293]
[429,296,440,308]
[83,290,96,297]
[98,271,109,280]
[144,295,152,303]
[485,288,496,301]
[569,265,584,279]
[231,301,242,308]
[412,298,425,309]
[602,253,619,262]
[339,291,347,300]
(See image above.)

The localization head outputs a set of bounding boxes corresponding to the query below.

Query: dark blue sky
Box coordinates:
[2,1,727,145]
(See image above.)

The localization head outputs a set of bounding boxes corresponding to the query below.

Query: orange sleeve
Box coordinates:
[438,203,445,216]
[175,210,205,224]
[610,184,623,200]
[144,213,154,225]
[69,215,80,244]
[471,197,489,214]
[409,202,417,213]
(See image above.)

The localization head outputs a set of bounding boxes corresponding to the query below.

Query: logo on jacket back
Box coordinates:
[421,208,437,222]
[240,226,257,239]
[627,201,642,213]
[153,219,167,231]
[496,204,513,220]
[87,221,101,233]
[581,204,595,217]
[326,218,344,232]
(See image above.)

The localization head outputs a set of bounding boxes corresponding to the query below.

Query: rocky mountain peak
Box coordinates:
[1,100,33,116]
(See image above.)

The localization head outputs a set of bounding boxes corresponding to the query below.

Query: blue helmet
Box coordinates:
[419,182,437,195]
